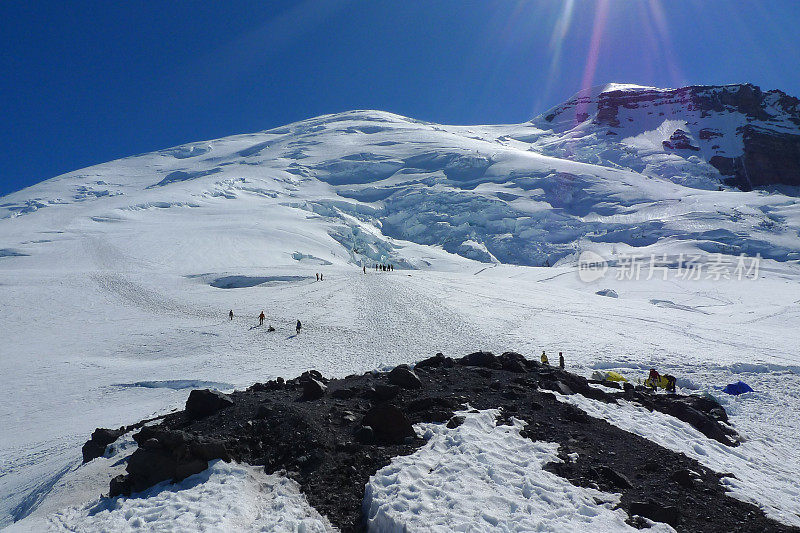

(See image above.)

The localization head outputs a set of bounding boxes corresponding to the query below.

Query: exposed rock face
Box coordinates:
[640,393,738,445]
[415,352,453,369]
[596,288,618,298]
[663,129,700,151]
[719,126,800,190]
[540,83,800,190]
[498,351,529,373]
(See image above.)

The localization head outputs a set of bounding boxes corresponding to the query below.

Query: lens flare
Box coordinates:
[579,0,610,97]
[646,0,685,87]
[538,0,576,111]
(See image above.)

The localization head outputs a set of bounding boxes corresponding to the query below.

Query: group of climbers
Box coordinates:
[374,264,394,272]
[229,309,300,335]
[591,366,677,393]
[223,314,756,398]
[595,366,757,397]
[540,351,566,369]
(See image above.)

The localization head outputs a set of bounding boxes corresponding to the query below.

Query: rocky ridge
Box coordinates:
[83,352,797,532]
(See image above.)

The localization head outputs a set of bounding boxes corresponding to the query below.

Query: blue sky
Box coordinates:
[2,0,799,195]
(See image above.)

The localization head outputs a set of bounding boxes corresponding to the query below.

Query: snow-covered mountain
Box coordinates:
[3,83,799,270]
[534,83,800,190]
[2,84,800,531]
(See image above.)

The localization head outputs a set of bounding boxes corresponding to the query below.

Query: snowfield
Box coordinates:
[364,409,673,533]
[2,85,800,530]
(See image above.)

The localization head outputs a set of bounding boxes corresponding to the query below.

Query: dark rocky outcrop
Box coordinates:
[185,389,234,419]
[663,129,700,151]
[672,468,701,488]
[498,351,529,373]
[85,352,797,533]
[714,125,800,190]
[588,464,632,490]
[630,500,681,528]
[110,426,231,496]
[361,404,415,444]
[626,391,739,445]
[81,413,172,464]
[301,378,327,401]
[458,350,501,369]
[387,365,422,389]
[353,425,375,444]
[415,352,454,369]
[369,383,400,401]
[82,427,124,463]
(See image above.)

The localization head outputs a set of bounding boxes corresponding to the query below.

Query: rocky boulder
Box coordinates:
[110,426,231,496]
[588,465,632,490]
[499,352,529,373]
[331,386,358,399]
[362,404,415,444]
[301,378,327,401]
[415,352,455,369]
[354,425,375,444]
[388,365,422,389]
[82,427,124,463]
[185,389,234,419]
[298,369,327,383]
[630,500,680,528]
[458,351,501,369]
[370,383,400,401]
[660,397,738,445]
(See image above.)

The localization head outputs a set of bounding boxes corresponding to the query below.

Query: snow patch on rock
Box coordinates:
[364,409,668,532]
[8,461,334,533]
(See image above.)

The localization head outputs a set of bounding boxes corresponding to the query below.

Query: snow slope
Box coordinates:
[2,85,800,529]
[364,409,672,532]
[7,439,334,533]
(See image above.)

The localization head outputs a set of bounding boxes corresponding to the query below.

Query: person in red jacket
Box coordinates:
[647,368,660,389]
[259,311,265,326]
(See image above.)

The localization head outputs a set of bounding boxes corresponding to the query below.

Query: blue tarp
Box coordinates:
[722,381,754,395]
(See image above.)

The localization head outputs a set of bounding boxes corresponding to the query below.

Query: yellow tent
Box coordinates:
[605,371,628,382]
[592,370,628,382]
